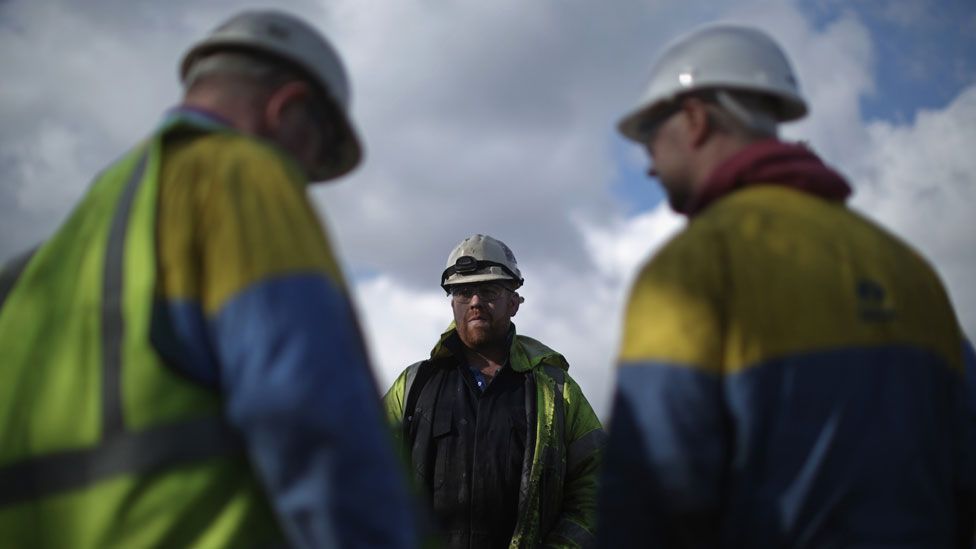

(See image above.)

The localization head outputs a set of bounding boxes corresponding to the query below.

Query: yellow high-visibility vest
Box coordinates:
[0,120,282,548]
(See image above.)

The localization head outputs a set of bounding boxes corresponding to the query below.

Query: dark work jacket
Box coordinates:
[407,346,530,549]
[385,325,606,548]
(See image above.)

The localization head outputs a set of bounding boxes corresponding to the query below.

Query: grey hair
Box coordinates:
[705,90,780,140]
[182,51,301,93]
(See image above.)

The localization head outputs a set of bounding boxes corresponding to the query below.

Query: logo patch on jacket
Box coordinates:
[856,278,896,322]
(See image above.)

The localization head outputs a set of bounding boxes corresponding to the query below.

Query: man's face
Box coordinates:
[641,104,695,212]
[450,282,520,351]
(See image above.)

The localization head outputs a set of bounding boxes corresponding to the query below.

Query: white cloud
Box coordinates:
[356,203,684,419]
[353,275,452,389]
[850,85,976,338]
[2,0,973,421]
[313,0,760,288]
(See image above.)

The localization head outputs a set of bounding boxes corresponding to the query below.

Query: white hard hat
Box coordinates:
[180,10,362,181]
[619,24,807,142]
[441,234,523,291]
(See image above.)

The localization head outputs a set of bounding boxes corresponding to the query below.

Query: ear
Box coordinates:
[682,98,712,148]
[508,292,522,318]
[263,80,311,131]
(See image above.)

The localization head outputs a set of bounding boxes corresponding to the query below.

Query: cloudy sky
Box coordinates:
[2,0,974,419]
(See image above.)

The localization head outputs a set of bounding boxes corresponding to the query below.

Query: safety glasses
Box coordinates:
[449,284,512,304]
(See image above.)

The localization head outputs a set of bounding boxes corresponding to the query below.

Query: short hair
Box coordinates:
[183,49,345,153]
[182,50,303,94]
[696,89,781,140]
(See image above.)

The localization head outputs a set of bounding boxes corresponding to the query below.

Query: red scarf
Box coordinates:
[683,139,852,217]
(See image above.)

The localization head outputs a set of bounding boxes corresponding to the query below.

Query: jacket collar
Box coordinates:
[684,139,852,217]
[429,323,568,373]
[158,106,237,134]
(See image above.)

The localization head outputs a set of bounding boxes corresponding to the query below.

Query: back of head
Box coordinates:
[619,24,808,143]
[441,234,524,292]
[180,10,362,182]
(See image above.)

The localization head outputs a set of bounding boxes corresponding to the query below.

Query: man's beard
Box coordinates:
[458,312,507,350]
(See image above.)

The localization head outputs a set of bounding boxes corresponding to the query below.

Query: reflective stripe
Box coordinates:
[0,247,38,310]
[540,364,566,534]
[543,365,565,398]
[0,415,243,507]
[567,428,606,473]
[401,360,425,417]
[513,371,538,537]
[551,517,596,548]
[542,365,566,444]
[0,151,246,509]
[101,152,149,437]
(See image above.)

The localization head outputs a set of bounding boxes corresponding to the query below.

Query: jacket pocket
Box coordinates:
[431,407,454,491]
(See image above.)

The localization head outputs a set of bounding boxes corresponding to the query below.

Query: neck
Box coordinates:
[181,88,263,135]
[689,134,757,191]
[462,344,508,374]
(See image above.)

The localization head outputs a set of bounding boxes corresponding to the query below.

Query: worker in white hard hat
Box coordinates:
[0,10,419,548]
[383,234,605,548]
[598,24,974,547]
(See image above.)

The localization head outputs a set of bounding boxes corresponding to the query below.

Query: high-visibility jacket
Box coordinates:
[0,119,282,547]
[384,325,605,548]
[0,111,418,548]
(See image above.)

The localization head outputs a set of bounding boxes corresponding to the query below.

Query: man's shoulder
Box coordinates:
[394,358,445,389]
[165,131,302,187]
[637,185,925,282]
[168,128,269,157]
[703,185,939,279]
[399,359,428,377]
[512,334,570,374]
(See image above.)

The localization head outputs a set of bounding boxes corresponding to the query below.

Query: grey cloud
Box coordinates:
[315,0,747,288]
[3,0,974,422]
[0,0,328,261]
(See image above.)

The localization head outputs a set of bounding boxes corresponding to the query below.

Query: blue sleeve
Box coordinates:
[964,340,976,456]
[212,273,419,548]
[597,362,727,548]
[962,340,976,545]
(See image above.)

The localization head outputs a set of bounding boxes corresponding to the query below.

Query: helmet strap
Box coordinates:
[440,257,523,290]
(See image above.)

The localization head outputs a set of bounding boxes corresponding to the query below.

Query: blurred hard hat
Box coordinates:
[441,234,523,291]
[619,24,808,142]
[180,10,362,181]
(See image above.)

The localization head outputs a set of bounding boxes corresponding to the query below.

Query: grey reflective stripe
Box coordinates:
[567,428,607,473]
[513,372,537,533]
[101,152,149,437]
[540,364,566,532]
[543,365,566,397]
[551,517,596,548]
[0,149,245,509]
[0,415,244,508]
[0,247,38,310]
[401,360,425,416]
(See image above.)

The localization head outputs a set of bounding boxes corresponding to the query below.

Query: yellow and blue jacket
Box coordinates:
[599,181,973,547]
[0,109,418,547]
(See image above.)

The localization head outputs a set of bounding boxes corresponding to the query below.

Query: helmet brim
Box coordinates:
[617,86,808,143]
[441,272,522,290]
[308,105,362,183]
